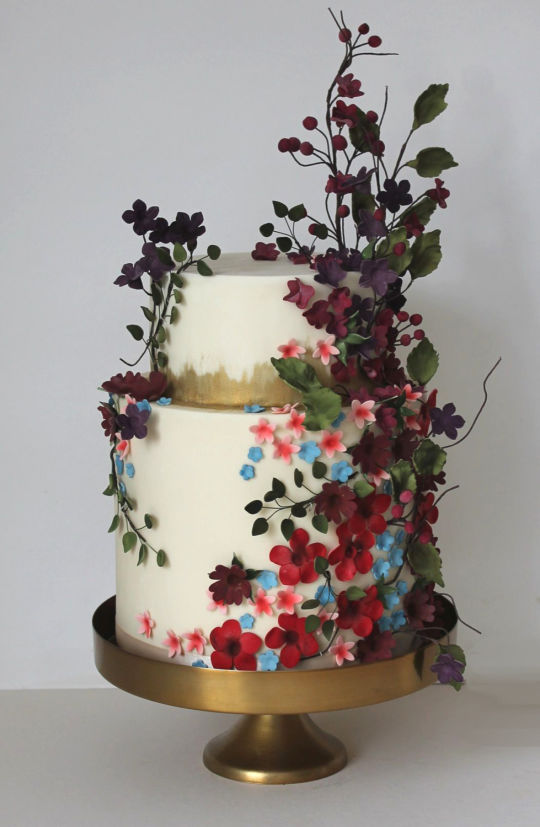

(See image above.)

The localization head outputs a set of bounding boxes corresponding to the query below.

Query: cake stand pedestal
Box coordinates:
[93,596,456,784]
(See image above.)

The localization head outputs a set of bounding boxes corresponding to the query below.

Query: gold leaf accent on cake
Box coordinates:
[166,362,301,407]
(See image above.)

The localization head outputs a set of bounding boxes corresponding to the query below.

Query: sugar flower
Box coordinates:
[390,610,407,630]
[431,652,465,684]
[283,278,315,309]
[273,435,300,464]
[136,610,155,639]
[276,586,304,613]
[265,613,319,668]
[248,446,263,463]
[210,619,262,670]
[249,417,276,444]
[388,546,404,567]
[252,587,276,617]
[376,531,395,552]
[350,398,376,429]
[330,635,356,666]
[209,564,251,605]
[244,404,265,413]
[258,650,280,671]
[270,528,327,586]
[313,334,340,366]
[396,580,409,596]
[271,403,296,414]
[298,440,321,463]
[114,455,124,476]
[183,628,207,655]
[372,558,390,580]
[256,570,278,590]
[278,338,306,359]
[192,659,208,668]
[125,462,135,478]
[319,429,346,458]
[251,242,279,261]
[162,630,183,658]
[286,409,306,438]
[239,613,255,629]
[240,464,255,480]
[207,589,228,614]
[156,397,172,405]
[331,460,353,482]
[315,583,335,605]
[116,439,130,460]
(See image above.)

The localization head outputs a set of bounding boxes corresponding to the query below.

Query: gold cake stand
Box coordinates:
[93,596,456,784]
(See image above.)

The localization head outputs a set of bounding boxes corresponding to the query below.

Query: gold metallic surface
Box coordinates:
[93,596,457,783]
[167,362,300,407]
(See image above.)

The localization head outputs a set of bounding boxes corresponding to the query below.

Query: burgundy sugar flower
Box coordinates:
[354,492,392,535]
[116,403,150,440]
[336,73,363,98]
[269,528,327,586]
[314,482,358,524]
[102,371,168,403]
[303,299,333,329]
[393,429,420,462]
[209,564,251,605]
[413,493,439,543]
[427,178,450,208]
[403,211,425,238]
[98,403,119,442]
[356,628,397,663]
[351,431,392,478]
[330,100,359,128]
[251,242,279,261]
[283,277,315,309]
[404,586,436,630]
[314,255,347,287]
[328,515,375,581]
[122,199,159,235]
[265,613,319,668]
[335,585,383,638]
[375,404,398,435]
[210,619,262,670]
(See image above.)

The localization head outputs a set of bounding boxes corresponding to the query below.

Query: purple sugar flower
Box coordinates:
[431,652,465,685]
[114,261,145,290]
[116,403,150,440]
[359,258,398,296]
[314,255,347,287]
[377,179,413,213]
[430,403,465,439]
[356,209,387,240]
[122,199,159,235]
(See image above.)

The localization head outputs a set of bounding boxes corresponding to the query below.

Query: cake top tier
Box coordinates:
[163,252,358,407]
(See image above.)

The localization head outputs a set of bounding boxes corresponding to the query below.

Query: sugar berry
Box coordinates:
[366,110,378,123]
[393,242,406,256]
[373,207,385,221]
[391,504,404,519]
[404,521,414,534]
[413,329,425,340]
[358,23,370,34]
[368,35,382,47]
[397,310,409,322]
[332,134,348,150]
[308,223,318,235]
[300,141,314,156]
[400,490,414,504]
[336,205,350,218]
[410,313,423,326]
[400,334,411,346]
[278,138,290,152]
[288,137,300,152]
[339,28,352,42]
[303,116,318,131]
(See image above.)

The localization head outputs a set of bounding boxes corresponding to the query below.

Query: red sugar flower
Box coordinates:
[351,430,392,477]
[251,242,279,261]
[328,515,375,581]
[354,491,391,535]
[403,211,425,238]
[413,492,439,543]
[265,612,319,668]
[210,619,262,670]
[269,528,327,586]
[330,99,359,128]
[356,628,397,663]
[314,481,358,524]
[336,585,384,638]
[336,73,363,98]
[283,277,315,309]
[276,586,304,614]
[427,178,450,208]
[102,370,168,402]
[208,564,251,606]
[318,429,346,457]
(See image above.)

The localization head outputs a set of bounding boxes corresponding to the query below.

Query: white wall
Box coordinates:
[1,0,538,687]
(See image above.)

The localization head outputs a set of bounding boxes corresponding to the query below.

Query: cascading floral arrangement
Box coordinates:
[213,8,498,686]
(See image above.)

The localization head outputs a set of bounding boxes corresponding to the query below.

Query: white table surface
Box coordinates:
[1,681,538,827]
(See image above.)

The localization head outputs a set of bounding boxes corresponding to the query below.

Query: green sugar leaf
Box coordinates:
[272,477,286,498]
[141,306,156,323]
[288,203,307,222]
[107,514,119,533]
[440,643,467,666]
[407,337,439,385]
[294,468,304,488]
[302,599,320,610]
[281,518,294,540]
[305,615,321,633]
[156,549,166,567]
[314,555,329,573]
[276,236,292,253]
[312,513,328,534]
[252,517,269,536]
[312,461,327,479]
[408,541,444,586]
[151,282,163,305]
[157,351,168,369]
[137,545,147,566]
[413,438,447,477]
[303,387,342,431]
[412,83,449,130]
[346,586,367,601]
[126,324,144,341]
[122,532,137,553]
[170,305,179,324]
[197,259,213,276]
[271,357,319,393]
[389,460,417,499]
[409,229,442,279]
[173,243,187,262]
[207,245,221,260]
[144,513,153,529]
[353,477,374,499]
[171,272,184,289]
[407,147,458,177]
[272,200,289,218]
[259,222,274,237]
[322,620,335,641]
[291,503,307,518]
[244,499,262,515]
[156,325,166,344]
[349,108,380,152]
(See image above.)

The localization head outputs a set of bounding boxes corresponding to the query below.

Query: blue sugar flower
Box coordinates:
[239,613,255,629]
[119,481,126,496]
[372,558,390,580]
[125,462,135,478]
[382,479,392,496]
[114,455,124,476]
[390,610,407,630]
[248,446,263,463]
[257,570,278,590]
[315,583,335,605]
[331,411,346,428]
[137,399,151,413]
[375,530,394,552]
[384,590,400,610]
[378,615,392,632]
[192,659,208,668]
[240,464,255,480]
[395,528,405,545]
[298,440,321,463]
[244,404,265,413]
[388,546,404,568]
[258,650,279,672]
[396,580,408,596]
[331,460,353,483]
[156,397,172,406]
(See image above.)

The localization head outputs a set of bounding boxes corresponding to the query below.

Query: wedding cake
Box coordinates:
[98,12,478,686]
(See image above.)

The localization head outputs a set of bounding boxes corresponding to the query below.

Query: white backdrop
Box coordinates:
[1,0,538,688]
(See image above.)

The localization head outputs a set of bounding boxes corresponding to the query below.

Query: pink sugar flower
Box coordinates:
[278,338,306,359]
[252,587,276,617]
[273,435,301,464]
[350,398,376,428]
[369,468,391,486]
[405,414,421,431]
[403,383,422,403]
[207,589,228,614]
[313,334,340,366]
[116,438,130,460]
[271,403,297,414]
[330,634,356,666]
[286,409,306,438]
[183,628,207,655]
[249,417,276,444]
[162,630,183,658]
[136,610,155,639]
[319,429,346,458]
[276,586,304,614]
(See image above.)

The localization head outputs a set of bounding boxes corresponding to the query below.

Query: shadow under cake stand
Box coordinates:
[93,596,456,785]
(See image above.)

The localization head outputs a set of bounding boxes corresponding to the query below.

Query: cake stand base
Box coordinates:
[202,713,346,784]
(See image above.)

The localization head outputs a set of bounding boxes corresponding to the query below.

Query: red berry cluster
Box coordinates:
[395,311,425,346]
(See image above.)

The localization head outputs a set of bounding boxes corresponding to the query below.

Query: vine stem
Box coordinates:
[441,357,501,450]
